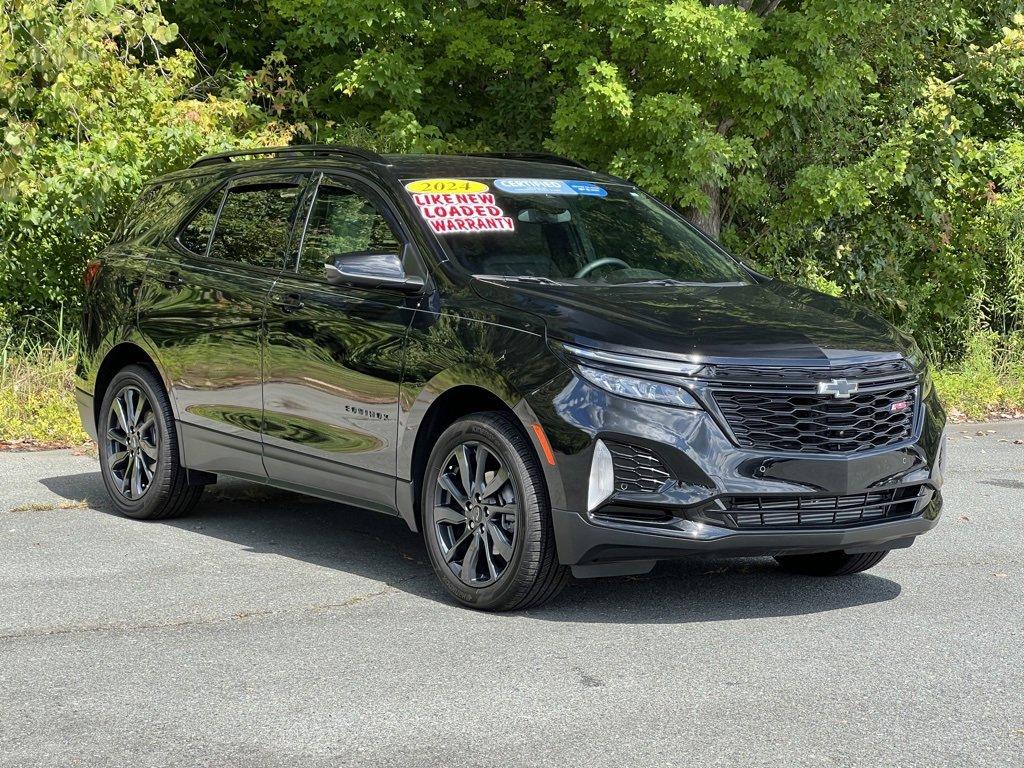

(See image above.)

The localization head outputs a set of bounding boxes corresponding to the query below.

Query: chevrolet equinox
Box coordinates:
[76,145,947,610]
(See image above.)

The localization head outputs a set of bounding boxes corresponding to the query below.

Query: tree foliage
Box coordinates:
[0,0,290,327]
[2,0,1023,363]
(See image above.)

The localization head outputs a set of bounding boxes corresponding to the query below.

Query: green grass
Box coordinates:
[0,315,88,448]
[2,323,1023,450]
[933,332,1024,421]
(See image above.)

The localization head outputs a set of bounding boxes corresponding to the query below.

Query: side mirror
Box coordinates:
[324,245,425,294]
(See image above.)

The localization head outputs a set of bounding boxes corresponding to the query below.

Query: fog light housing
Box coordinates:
[588,439,615,512]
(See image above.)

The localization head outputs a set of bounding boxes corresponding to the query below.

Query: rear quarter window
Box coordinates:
[115,178,204,244]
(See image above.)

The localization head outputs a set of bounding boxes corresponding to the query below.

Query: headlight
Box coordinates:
[561,342,704,375]
[577,364,702,409]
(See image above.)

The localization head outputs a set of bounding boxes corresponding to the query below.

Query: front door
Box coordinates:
[262,173,417,513]
[139,172,309,479]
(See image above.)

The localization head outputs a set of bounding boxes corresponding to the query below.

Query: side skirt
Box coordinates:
[180,421,401,518]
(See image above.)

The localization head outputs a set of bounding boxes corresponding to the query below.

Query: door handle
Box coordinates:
[273,294,305,313]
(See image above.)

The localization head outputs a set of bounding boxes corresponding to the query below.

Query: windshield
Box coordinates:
[402,177,751,285]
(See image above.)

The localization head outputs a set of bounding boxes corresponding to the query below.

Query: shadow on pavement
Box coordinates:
[40,470,902,623]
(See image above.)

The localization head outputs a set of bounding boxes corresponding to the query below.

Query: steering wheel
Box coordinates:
[574,257,630,279]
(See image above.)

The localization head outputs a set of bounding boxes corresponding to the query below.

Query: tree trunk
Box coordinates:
[686,182,722,241]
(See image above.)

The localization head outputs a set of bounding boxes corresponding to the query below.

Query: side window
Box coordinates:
[208,180,302,270]
[118,178,200,244]
[297,181,400,279]
[178,189,224,256]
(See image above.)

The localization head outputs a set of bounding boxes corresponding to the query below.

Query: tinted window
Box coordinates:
[297,181,400,279]
[208,180,302,270]
[178,190,224,256]
[118,178,201,243]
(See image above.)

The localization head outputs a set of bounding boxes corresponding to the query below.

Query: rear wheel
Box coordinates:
[774,550,889,576]
[98,364,203,520]
[422,412,569,611]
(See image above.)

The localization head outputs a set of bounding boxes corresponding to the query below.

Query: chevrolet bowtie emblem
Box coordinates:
[817,378,859,399]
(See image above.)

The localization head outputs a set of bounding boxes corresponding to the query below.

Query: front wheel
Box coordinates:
[774,550,889,576]
[421,412,569,611]
[97,364,203,520]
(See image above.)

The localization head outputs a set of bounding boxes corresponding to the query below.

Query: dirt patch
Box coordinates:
[7,499,88,513]
[0,440,95,454]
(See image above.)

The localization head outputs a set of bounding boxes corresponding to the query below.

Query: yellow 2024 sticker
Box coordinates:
[405,178,489,194]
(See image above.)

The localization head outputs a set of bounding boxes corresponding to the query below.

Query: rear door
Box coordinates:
[138,172,310,479]
[261,172,419,512]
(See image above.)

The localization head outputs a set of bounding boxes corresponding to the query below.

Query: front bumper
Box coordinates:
[555,492,941,577]
[531,369,947,575]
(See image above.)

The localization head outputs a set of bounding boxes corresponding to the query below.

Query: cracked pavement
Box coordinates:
[1,423,1022,767]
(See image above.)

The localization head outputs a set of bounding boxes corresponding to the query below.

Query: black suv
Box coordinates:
[77,145,946,610]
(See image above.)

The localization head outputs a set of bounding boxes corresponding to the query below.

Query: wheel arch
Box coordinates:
[397,371,564,533]
[91,342,166,433]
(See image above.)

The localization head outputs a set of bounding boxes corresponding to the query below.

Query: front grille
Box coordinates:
[704,360,918,454]
[606,441,672,493]
[705,485,925,529]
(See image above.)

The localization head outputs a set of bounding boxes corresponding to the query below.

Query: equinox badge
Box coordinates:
[817,378,859,399]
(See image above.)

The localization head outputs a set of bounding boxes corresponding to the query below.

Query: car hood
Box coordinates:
[471,279,913,365]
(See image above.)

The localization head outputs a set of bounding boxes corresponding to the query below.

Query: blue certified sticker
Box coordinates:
[494,178,608,197]
[494,178,575,195]
[565,180,608,197]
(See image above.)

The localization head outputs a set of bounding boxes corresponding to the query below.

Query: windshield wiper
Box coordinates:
[476,275,566,286]
[627,278,689,286]
[628,278,746,287]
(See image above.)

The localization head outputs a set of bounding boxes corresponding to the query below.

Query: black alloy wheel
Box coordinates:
[422,412,569,611]
[434,440,518,587]
[105,384,159,499]
[98,364,204,520]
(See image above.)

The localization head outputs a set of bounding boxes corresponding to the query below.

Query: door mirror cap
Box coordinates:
[324,246,425,294]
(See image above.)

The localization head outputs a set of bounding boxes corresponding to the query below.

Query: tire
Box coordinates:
[97,364,203,520]
[774,549,889,576]
[421,412,569,611]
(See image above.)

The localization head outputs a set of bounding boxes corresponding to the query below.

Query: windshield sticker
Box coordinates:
[494,178,607,197]
[565,180,608,197]
[405,178,489,194]
[410,192,515,235]
[494,178,575,195]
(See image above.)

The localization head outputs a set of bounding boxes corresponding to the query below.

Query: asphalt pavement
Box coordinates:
[1,423,1022,767]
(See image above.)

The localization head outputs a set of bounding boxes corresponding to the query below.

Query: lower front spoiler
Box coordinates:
[553,501,941,579]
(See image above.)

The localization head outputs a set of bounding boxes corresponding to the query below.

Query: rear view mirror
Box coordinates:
[324,245,425,294]
[517,208,571,224]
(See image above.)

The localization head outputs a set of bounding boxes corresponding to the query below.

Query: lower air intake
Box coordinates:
[704,485,926,529]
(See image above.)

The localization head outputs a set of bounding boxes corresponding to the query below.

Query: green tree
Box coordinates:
[0,0,290,329]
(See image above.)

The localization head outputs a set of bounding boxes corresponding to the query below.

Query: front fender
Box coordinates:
[395,303,571,529]
[396,363,524,478]
[394,363,570,528]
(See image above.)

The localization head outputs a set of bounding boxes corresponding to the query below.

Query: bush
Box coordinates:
[933,331,1024,420]
[0,313,87,447]
[0,0,292,334]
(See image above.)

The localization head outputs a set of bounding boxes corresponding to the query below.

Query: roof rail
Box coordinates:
[467,152,591,171]
[189,144,387,169]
